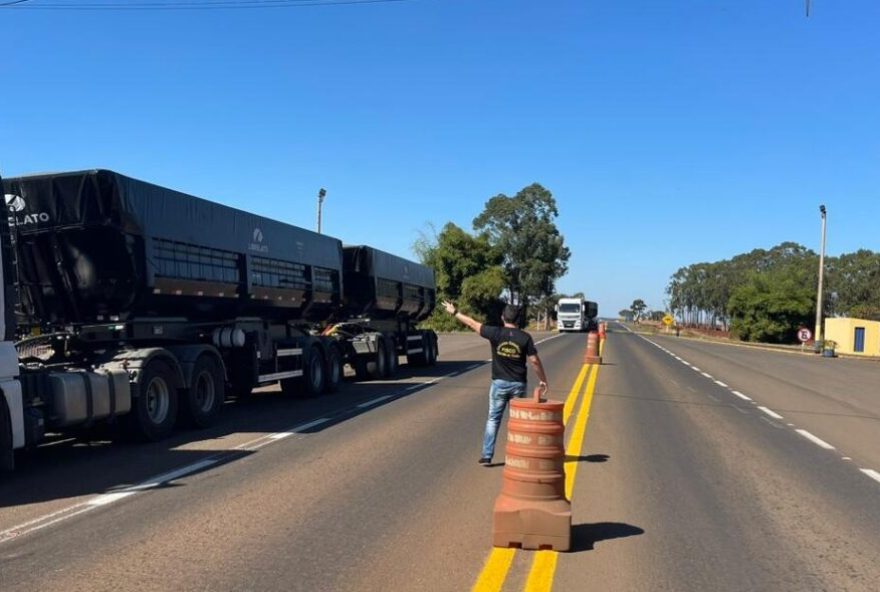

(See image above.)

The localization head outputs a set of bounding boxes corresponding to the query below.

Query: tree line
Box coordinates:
[414,183,571,330]
[666,242,880,343]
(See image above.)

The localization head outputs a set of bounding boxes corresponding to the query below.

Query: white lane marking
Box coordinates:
[89,491,137,506]
[0,457,219,543]
[637,332,878,486]
[758,406,784,420]
[294,418,331,432]
[357,395,393,409]
[536,333,566,345]
[128,459,219,491]
[860,469,880,484]
[2,370,468,546]
[796,429,835,450]
[701,372,713,378]
[759,416,784,429]
[0,506,96,543]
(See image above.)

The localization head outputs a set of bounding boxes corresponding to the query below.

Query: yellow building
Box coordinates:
[824,318,880,356]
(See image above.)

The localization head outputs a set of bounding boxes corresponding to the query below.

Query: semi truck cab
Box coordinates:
[1,179,24,470]
[556,297,598,333]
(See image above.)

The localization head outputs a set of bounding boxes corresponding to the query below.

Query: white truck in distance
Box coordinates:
[556,297,598,333]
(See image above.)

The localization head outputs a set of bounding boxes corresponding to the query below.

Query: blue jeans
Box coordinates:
[482,379,527,459]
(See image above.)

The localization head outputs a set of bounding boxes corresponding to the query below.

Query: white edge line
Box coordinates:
[796,429,835,450]
[357,395,393,409]
[293,417,331,432]
[731,390,752,401]
[758,406,784,420]
[860,469,880,483]
[2,368,469,547]
[89,491,137,506]
[0,503,90,537]
[0,506,96,543]
[129,458,219,491]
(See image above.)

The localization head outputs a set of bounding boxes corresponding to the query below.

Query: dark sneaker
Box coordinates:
[478,457,492,465]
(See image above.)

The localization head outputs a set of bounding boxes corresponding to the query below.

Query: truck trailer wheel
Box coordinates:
[283,346,325,397]
[180,355,224,428]
[129,358,179,441]
[366,338,387,380]
[323,346,342,393]
[383,335,398,378]
[304,346,326,395]
[426,333,438,366]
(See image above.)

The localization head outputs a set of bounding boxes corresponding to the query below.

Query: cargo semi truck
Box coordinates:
[555,297,598,332]
[0,170,437,470]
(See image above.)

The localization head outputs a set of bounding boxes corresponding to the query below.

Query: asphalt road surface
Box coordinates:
[1,325,878,591]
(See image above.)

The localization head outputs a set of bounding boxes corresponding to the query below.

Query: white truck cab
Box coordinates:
[556,297,598,333]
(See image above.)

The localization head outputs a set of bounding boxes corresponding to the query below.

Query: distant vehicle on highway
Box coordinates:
[556,296,598,332]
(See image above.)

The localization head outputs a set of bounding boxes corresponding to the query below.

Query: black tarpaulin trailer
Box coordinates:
[3,169,344,325]
[342,245,436,322]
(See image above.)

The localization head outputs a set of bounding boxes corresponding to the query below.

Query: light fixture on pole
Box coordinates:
[316,188,327,234]
[814,204,827,348]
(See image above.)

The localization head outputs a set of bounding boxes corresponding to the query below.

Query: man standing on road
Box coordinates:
[442,300,549,465]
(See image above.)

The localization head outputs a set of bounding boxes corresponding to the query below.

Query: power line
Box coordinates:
[0,0,407,9]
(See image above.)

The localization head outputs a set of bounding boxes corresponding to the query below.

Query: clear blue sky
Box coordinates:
[3,0,879,316]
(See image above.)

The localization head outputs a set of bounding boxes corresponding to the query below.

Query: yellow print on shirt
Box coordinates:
[497,341,522,359]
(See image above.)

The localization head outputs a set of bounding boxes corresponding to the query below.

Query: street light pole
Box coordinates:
[316,188,327,234]
[814,204,827,347]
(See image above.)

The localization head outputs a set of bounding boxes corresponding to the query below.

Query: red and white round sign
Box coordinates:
[797,328,812,342]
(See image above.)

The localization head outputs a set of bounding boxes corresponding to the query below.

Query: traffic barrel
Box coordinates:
[598,322,607,341]
[492,387,571,551]
[584,331,602,365]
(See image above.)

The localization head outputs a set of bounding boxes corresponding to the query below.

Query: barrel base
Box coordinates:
[492,495,572,551]
[584,355,602,365]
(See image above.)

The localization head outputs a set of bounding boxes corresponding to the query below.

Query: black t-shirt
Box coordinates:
[479,325,537,383]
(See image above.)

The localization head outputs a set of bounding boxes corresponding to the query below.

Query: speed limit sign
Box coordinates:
[797,328,812,342]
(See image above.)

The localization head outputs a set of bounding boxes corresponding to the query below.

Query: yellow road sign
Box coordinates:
[662,314,673,326]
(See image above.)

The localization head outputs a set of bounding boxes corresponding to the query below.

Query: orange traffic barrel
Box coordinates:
[598,322,607,340]
[584,331,602,365]
[493,389,571,551]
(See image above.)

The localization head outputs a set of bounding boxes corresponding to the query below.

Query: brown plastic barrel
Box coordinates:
[492,398,571,551]
[584,331,602,364]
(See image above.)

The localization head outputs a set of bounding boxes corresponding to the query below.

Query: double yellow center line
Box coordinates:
[471,353,602,592]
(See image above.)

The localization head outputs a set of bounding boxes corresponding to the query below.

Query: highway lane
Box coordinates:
[0,330,583,592]
[2,326,878,591]
[546,325,879,592]
[640,330,880,472]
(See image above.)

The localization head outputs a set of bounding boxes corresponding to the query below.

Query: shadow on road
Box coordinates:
[564,453,610,463]
[570,522,645,552]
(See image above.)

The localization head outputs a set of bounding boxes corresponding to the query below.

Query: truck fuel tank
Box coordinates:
[47,370,131,428]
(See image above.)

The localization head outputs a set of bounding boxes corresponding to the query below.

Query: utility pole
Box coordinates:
[814,204,827,348]
[316,188,327,234]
